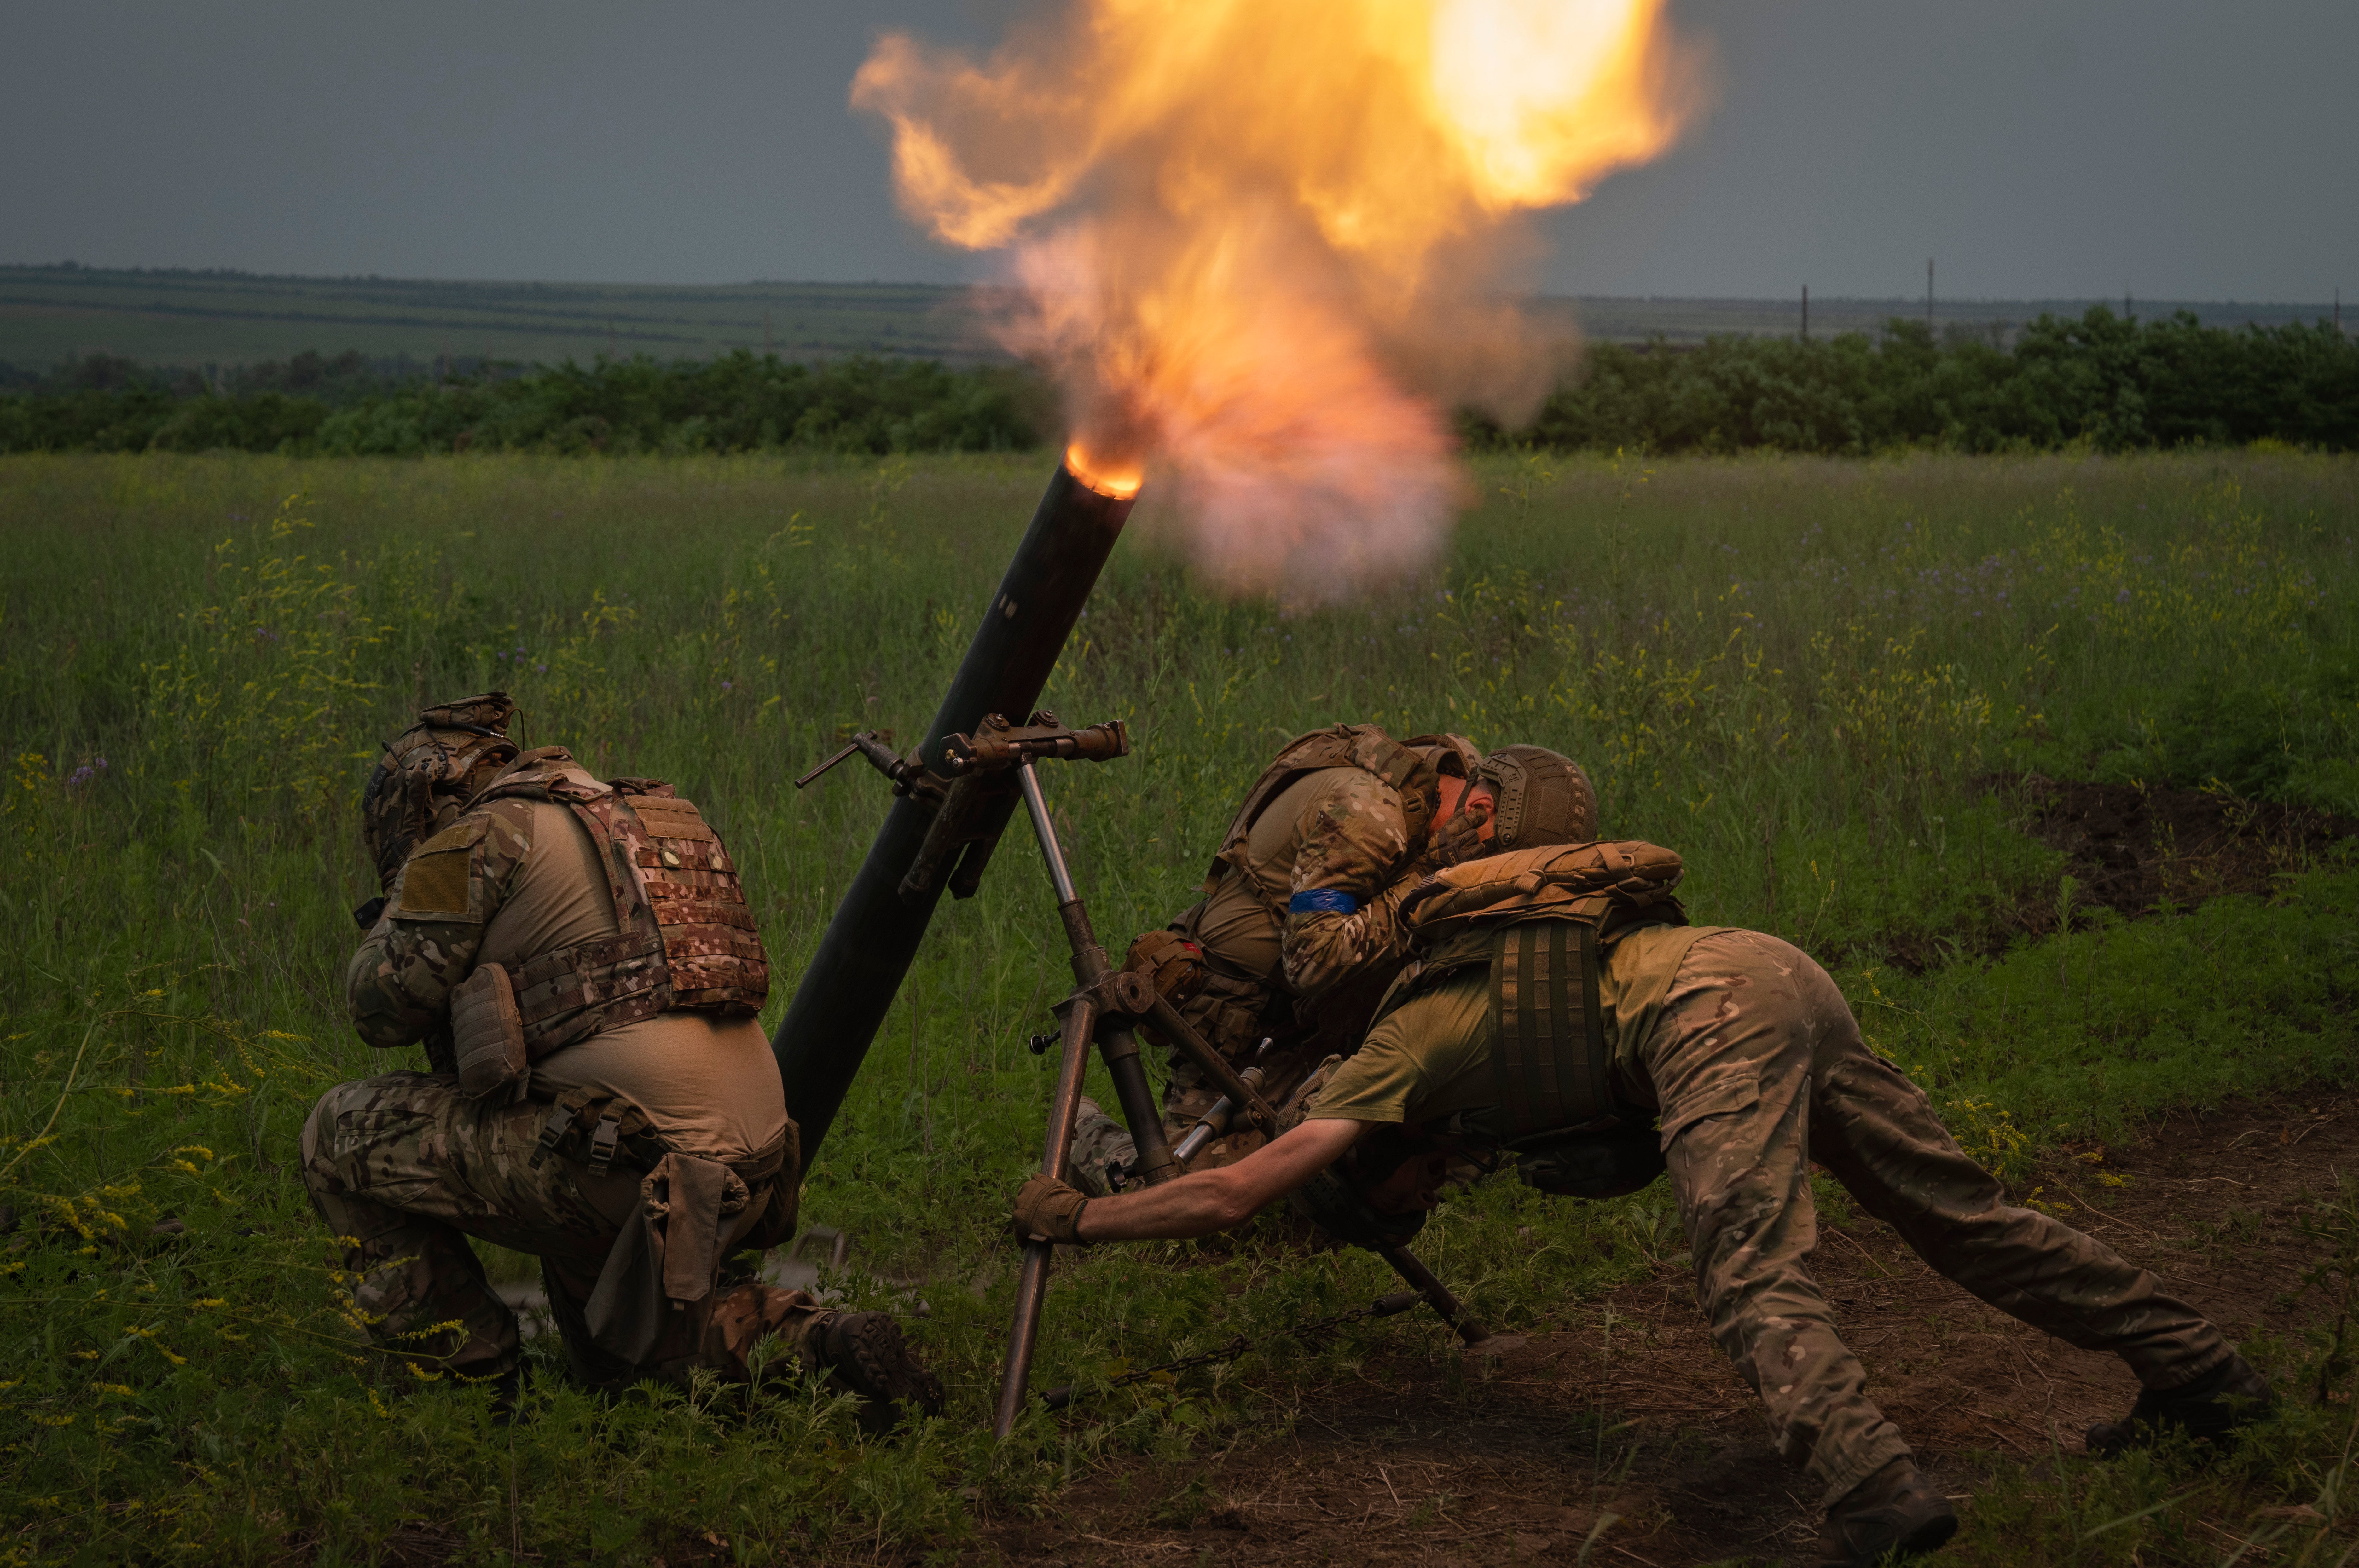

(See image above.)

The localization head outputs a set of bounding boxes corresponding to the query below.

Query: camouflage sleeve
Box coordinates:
[1280,772,1429,1003]
[344,802,535,1049]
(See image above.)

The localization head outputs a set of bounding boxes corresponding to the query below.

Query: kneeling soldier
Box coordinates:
[303,694,941,1420]
[1074,724,1537,1189]
[1015,746,2269,1566]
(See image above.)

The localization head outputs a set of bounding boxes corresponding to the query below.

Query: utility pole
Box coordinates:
[1802,284,1810,342]
[1926,258,1934,332]
[2337,288,2343,337]
[765,309,774,356]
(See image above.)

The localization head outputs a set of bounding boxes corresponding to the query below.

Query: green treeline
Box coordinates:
[2,307,2352,457]
[0,351,1046,458]
[1472,312,2359,454]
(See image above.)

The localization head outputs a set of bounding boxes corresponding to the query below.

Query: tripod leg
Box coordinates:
[994,993,1097,1438]
[1377,1242,1496,1347]
[1098,1023,1180,1186]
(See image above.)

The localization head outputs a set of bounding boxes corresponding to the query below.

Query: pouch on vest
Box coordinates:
[450,963,529,1102]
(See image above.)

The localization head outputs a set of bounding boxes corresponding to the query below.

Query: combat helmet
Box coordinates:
[359,692,520,893]
[1470,745,1597,851]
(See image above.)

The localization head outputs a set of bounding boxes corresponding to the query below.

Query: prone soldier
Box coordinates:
[301,694,941,1420]
[1017,744,2271,1566]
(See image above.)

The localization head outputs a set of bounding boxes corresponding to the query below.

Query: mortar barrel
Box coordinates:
[770,454,1141,1158]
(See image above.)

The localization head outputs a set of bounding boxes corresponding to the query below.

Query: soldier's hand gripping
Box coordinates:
[1433,793,1496,868]
[1011,1173,1091,1244]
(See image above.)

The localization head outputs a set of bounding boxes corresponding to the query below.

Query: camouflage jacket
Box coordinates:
[348,797,540,1060]
[1277,767,1436,1006]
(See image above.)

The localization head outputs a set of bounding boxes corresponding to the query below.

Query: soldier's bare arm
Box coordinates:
[345,801,535,1047]
[1073,1118,1366,1241]
[1280,771,1427,1003]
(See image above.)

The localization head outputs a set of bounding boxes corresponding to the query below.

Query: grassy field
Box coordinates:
[7,263,2344,371]
[3,449,2359,1564]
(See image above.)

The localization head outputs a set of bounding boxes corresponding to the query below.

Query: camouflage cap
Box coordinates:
[1473,745,1597,851]
[360,692,520,891]
[1402,733,1483,779]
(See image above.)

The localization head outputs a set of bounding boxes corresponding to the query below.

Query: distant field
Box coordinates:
[3,262,2344,370]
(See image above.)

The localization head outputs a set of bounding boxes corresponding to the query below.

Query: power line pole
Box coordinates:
[1802,284,1810,342]
[1926,258,1934,332]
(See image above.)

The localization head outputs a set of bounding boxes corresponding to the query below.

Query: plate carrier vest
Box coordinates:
[472,750,771,1060]
[1393,841,1687,1192]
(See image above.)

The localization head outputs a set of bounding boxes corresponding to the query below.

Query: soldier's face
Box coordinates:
[1433,779,1499,844]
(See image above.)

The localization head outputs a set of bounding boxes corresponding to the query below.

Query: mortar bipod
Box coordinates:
[993,753,1187,1437]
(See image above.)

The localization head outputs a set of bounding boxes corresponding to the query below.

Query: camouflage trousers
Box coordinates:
[1651,930,2230,1506]
[300,1072,822,1390]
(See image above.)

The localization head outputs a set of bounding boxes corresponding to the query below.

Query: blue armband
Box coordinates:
[1289,889,1360,916]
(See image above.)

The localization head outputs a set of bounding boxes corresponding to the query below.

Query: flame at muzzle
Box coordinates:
[855,0,1709,598]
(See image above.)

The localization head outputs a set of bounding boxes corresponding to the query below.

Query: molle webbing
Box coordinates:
[473,765,768,1057]
[1489,918,1611,1142]
[606,791,770,1012]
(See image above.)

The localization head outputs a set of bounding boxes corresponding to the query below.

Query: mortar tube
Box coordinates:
[769,456,1140,1159]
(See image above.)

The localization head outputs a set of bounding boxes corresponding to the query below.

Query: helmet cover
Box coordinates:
[359,692,520,891]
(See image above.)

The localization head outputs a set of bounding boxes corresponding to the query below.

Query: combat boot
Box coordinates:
[2087,1352,2274,1457]
[1818,1456,1958,1567]
[811,1311,945,1434]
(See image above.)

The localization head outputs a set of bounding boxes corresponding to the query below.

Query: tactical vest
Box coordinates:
[1203,723,1440,918]
[1394,841,1687,1196]
[1161,725,1442,1058]
[472,751,771,1059]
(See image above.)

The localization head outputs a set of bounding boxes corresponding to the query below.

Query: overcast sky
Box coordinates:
[5,0,2351,301]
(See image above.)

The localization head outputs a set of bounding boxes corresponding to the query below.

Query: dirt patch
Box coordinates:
[2018,774,2359,919]
[970,1094,2359,1567]
[1881,776,2359,972]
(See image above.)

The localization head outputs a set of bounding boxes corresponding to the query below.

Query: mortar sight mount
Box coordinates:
[797,713,1129,906]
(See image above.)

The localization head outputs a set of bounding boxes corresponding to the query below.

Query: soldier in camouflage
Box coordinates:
[1069,724,1505,1194]
[303,695,942,1422]
[1017,745,2270,1568]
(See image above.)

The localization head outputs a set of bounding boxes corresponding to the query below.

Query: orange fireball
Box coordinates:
[856,0,1708,596]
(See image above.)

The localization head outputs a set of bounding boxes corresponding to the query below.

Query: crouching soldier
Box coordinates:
[1016,747,2270,1567]
[1075,726,1578,1191]
[303,694,941,1421]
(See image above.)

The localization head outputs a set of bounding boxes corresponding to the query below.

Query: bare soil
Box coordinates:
[970,1094,2359,1568]
[2016,775,2359,921]
[1876,775,2357,973]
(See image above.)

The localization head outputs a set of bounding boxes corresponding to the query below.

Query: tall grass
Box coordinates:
[3,449,2356,1563]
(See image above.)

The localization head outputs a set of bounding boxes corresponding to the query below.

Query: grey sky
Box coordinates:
[5,0,2350,301]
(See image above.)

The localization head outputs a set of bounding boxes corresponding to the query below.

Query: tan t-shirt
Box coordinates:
[477,800,788,1161]
[1305,922,1716,1129]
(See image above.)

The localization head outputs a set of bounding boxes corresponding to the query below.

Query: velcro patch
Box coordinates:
[393,849,478,920]
[417,818,489,856]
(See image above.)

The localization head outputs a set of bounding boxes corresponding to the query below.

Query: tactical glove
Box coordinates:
[1011,1173,1091,1244]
